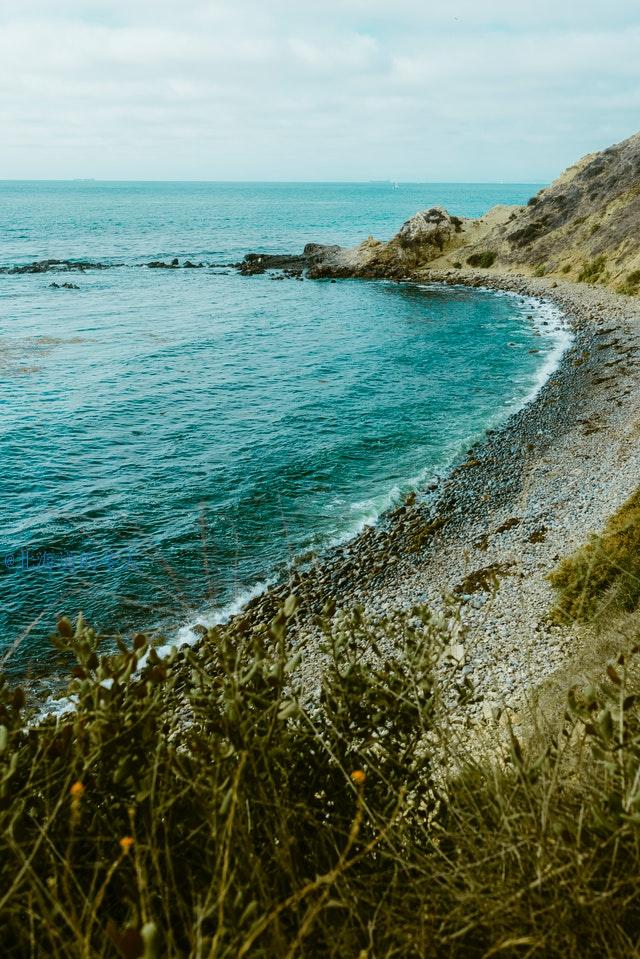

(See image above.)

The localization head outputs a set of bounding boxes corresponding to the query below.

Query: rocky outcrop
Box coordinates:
[231,245,346,277]
[307,208,472,279]
[305,130,640,293]
[396,207,463,249]
[236,253,307,276]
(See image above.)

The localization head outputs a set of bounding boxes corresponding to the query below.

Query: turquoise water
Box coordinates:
[0,180,563,676]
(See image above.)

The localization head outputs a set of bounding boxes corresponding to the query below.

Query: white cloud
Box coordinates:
[0,2,639,179]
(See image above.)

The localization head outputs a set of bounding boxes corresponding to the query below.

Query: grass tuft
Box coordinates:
[549,487,640,623]
[617,269,640,296]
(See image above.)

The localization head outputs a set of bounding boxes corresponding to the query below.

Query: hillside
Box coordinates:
[309,130,640,293]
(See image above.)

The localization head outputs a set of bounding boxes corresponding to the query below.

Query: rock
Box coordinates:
[237,252,307,276]
[303,243,344,263]
[482,701,502,723]
[9,259,112,274]
[448,643,466,667]
[396,207,461,251]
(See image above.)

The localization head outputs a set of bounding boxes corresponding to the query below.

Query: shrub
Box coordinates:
[0,605,447,957]
[618,269,640,296]
[509,220,547,247]
[466,251,497,269]
[3,601,640,955]
[533,264,547,277]
[549,487,640,623]
[577,255,609,285]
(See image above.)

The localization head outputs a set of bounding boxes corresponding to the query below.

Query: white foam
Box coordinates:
[141,576,276,665]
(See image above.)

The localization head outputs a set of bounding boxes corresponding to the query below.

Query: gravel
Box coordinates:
[192,272,640,731]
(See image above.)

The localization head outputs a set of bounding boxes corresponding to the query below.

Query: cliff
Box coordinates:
[309,130,640,294]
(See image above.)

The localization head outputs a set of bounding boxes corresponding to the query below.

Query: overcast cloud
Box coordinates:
[1,0,639,180]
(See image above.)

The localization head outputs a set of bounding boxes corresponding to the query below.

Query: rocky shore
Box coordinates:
[189,267,640,733]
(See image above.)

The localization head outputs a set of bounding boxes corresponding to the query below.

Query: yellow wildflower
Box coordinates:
[119,836,135,854]
[350,770,366,786]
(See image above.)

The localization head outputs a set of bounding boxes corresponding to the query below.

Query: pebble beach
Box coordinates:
[207,270,640,731]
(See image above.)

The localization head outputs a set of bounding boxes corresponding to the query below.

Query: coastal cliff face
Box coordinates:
[309,130,640,294]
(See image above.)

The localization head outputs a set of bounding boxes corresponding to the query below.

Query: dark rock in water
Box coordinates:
[303,243,344,262]
[49,281,80,289]
[237,252,307,276]
[146,259,180,269]
[235,243,345,278]
[8,259,113,274]
[183,260,204,268]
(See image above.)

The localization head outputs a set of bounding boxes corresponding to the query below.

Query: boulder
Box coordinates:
[395,207,462,251]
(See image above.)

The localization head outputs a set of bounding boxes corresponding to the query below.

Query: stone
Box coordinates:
[396,207,459,251]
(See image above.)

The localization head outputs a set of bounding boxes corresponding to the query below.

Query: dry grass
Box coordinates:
[549,487,640,624]
[1,590,640,957]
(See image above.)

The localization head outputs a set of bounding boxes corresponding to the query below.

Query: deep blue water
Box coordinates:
[0,180,566,676]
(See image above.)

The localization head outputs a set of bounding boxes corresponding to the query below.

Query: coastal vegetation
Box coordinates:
[577,255,610,285]
[2,593,640,957]
[549,487,640,624]
[618,270,640,296]
[465,251,497,268]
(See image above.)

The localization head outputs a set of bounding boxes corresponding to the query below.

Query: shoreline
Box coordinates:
[186,268,640,728]
[170,281,569,643]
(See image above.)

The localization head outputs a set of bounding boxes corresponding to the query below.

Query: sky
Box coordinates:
[1,1,640,182]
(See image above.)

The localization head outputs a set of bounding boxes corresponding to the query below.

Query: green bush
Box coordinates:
[577,255,609,285]
[0,605,448,957]
[466,251,497,269]
[549,487,640,623]
[618,269,640,296]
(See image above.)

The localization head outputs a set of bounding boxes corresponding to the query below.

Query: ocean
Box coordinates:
[0,180,568,678]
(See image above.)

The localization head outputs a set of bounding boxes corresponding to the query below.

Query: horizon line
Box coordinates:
[0,177,547,186]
